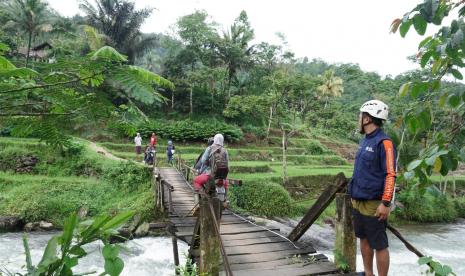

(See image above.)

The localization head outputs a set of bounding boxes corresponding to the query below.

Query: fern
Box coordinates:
[0,56,16,70]
[109,66,172,104]
[91,46,127,62]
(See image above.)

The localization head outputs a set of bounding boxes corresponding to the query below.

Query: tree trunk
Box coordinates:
[26,31,32,68]
[453,177,456,198]
[281,126,288,185]
[266,105,273,142]
[443,177,448,194]
[171,90,174,110]
[190,86,193,115]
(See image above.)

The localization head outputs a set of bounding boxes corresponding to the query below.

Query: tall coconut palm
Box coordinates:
[217,11,255,98]
[317,69,344,108]
[79,0,157,64]
[1,0,50,67]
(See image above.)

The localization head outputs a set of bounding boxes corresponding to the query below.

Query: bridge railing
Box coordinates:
[166,152,235,276]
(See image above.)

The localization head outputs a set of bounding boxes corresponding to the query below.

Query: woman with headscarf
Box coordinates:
[194,134,229,192]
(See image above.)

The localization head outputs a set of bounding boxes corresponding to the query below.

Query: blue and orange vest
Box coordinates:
[349,128,396,201]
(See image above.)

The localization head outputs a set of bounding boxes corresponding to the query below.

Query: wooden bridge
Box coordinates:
[153,155,357,276]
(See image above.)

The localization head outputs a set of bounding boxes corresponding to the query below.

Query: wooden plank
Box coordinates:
[224,243,315,255]
[288,172,348,242]
[223,262,339,276]
[225,256,330,271]
[226,249,312,264]
[220,226,280,235]
[220,231,278,241]
[223,236,290,247]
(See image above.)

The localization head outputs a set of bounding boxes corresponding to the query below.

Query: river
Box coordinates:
[0,233,189,275]
[0,222,464,275]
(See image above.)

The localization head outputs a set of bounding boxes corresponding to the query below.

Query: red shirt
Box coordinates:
[150,136,157,146]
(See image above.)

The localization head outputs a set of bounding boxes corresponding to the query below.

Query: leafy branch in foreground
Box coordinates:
[0,42,174,148]
[392,0,465,191]
[9,211,135,276]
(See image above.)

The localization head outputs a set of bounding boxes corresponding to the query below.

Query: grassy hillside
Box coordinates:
[0,138,158,227]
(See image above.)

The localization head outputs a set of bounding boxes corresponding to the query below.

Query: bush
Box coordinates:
[453,197,465,218]
[103,162,151,192]
[229,181,294,217]
[396,189,458,222]
[305,140,330,155]
[241,125,267,139]
[137,119,243,142]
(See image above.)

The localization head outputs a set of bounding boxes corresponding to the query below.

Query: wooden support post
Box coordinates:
[288,173,348,241]
[167,183,174,213]
[160,180,166,211]
[334,193,356,272]
[199,197,221,276]
[172,235,180,275]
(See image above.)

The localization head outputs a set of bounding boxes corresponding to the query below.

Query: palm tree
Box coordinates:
[1,0,50,67]
[79,0,157,64]
[317,69,344,108]
[217,11,255,98]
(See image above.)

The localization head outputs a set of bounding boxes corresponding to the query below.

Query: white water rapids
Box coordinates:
[1,221,464,275]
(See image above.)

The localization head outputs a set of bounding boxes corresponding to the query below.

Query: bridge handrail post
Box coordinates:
[334,193,356,272]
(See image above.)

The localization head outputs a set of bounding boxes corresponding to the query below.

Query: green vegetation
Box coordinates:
[0,138,158,226]
[0,0,463,252]
[11,212,134,276]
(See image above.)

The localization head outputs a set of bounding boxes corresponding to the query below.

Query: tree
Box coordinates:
[217,11,255,98]
[79,0,157,64]
[316,69,344,109]
[390,0,465,190]
[1,0,51,67]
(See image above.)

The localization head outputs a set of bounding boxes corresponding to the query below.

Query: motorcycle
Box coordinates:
[144,148,156,165]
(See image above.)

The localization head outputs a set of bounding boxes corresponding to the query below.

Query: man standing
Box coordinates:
[134,133,142,155]
[349,100,396,276]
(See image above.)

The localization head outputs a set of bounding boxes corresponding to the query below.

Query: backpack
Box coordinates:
[209,145,229,179]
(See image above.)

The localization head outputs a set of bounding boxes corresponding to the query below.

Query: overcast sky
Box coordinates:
[47,0,430,76]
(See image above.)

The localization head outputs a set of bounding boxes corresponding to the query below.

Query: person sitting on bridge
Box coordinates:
[194,134,229,194]
[349,100,396,276]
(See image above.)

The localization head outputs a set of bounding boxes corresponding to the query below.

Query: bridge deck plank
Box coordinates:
[159,167,341,275]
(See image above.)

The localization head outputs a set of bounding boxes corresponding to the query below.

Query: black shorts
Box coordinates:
[352,208,388,250]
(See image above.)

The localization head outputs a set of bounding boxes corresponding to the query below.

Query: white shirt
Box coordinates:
[134,136,142,146]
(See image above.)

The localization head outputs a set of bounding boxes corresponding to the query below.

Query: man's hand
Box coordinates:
[375,203,391,221]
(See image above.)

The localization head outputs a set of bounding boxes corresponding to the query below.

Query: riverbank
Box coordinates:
[0,137,160,233]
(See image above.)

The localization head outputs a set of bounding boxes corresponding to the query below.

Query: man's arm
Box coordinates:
[380,139,397,203]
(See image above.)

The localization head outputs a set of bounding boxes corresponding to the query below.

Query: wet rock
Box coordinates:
[0,216,23,232]
[77,206,88,219]
[135,222,150,237]
[24,222,40,232]
[127,213,142,233]
[39,221,53,230]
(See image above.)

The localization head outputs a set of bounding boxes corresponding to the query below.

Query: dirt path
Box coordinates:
[87,141,125,161]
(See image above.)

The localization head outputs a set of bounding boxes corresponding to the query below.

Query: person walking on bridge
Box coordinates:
[349,100,396,276]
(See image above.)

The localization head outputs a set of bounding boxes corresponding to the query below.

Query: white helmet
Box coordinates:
[360,100,389,120]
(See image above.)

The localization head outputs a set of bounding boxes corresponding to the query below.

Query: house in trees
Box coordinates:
[18,42,55,63]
